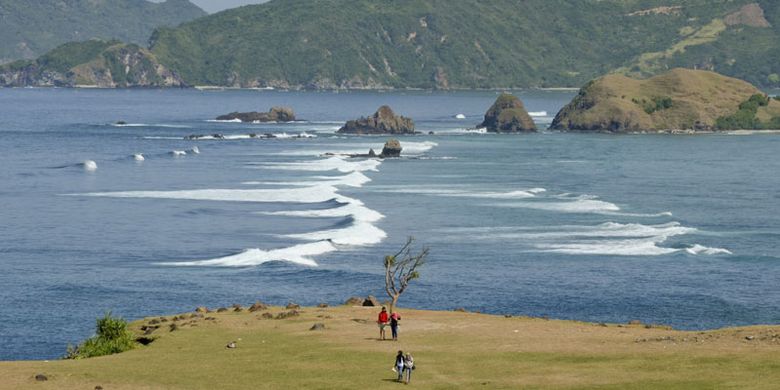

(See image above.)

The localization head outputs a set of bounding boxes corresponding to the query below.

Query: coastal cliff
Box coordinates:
[550,69,780,132]
[0,40,186,88]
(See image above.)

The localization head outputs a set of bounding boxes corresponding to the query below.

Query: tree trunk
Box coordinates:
[389,294,399,314]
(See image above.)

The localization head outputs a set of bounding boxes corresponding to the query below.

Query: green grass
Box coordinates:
[1,306,779,389]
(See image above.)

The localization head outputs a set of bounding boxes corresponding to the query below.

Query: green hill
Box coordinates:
[144,0,780,89]
[0,40,187,88]
[0,0,206,64]
[550,68,780,132]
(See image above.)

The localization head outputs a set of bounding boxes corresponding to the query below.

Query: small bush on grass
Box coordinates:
[65,312,136,359]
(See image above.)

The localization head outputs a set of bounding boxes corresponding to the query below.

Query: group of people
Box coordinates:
[378,307,415,384]
[377,306,401,341]
[394,350,415,384]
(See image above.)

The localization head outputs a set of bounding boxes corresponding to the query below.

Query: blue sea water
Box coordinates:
[1,88,779,360]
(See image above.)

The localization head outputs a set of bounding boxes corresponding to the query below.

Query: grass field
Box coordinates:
[1,305,778,389]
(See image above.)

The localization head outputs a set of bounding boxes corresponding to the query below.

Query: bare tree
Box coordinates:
[384,237,428,313]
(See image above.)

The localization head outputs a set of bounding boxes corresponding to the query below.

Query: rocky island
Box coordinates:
[216,106,296,123]
[337,106,415,135]
[477,93,536,133]
[550,68,780,133]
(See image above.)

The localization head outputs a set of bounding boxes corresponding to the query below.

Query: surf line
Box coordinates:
[75,155,388,267]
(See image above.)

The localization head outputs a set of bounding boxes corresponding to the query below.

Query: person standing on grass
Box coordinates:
[394,350,405,382]
[403,353,415,384]
[378,306,389,340]
[390,311,401,341]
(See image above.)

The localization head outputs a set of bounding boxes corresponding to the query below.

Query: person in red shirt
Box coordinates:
[377,306,389,340]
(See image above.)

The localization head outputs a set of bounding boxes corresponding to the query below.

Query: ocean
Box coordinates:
[1,88,779,360]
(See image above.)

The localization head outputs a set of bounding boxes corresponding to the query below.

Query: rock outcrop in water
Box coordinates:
[216,107,296,122]
[337,106,415,135]
[477,94,536,133]
[550,69,780,133]
[380,139,402,157]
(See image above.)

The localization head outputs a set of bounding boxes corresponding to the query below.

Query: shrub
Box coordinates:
[65,312,136,359]
[635,96,673,114]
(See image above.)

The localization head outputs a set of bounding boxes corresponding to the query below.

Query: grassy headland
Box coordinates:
[1,305,778,389]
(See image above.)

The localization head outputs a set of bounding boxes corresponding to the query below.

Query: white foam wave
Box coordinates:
[382,187,546,200]
[257,156,382,173]
[133,154,145,161]
[528,111,548,117]
[534,238,679,256]
[285,221,386,246]
[259,197,384,222]
[454,114,466,119]
[496,198,620,213]
[242,171,372,188]
[685,244,733,255]
[189,146,200,155]
[79,185,341,203]
[163,241,337,267]
[83,160,97,171]
[171,150,187,157]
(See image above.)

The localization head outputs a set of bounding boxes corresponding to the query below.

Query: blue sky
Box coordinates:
[154,0,270,14]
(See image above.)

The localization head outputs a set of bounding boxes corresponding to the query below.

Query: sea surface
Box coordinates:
[1,88,779,360]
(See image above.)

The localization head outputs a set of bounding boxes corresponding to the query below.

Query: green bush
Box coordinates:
[717,94,777,130]
[65,312,136,359]
[634,96,673,114]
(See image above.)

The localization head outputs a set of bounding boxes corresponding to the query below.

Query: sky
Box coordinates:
[153,0,270,14]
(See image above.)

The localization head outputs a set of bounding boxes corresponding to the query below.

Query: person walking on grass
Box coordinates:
[390,311,401,341]
[394,350,405,382]
[403,353,415,384]
[378,306,389,340]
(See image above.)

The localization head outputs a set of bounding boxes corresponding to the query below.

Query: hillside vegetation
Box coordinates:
[144,0,780,89]
[0,0,206,63]
[550,68,780,132]
[1,305,779,389]
[0,40,187,88]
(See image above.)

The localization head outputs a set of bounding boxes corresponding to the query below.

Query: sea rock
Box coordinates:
[550,68,780,132]
[317,303,329,308]
[216,307,228,313]
[260,312,274,319]
[477,93,536,133]
[286,302,301,310]
[216,106,295,123]
[34,374,48,382]
[195,306,209,313]
[345,296,363,306]
[628,320,643,325]
[310,323,326,331]
[248,301,269,312]
[380,139,402,158]
[337,106,415,135]
[362,295,380,307]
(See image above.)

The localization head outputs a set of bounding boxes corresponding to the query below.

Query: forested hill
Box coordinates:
[145,0,780,89]
[0,0,206,63]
